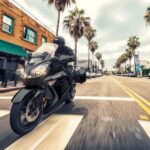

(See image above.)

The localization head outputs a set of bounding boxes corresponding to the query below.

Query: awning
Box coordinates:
[0,40,28,58]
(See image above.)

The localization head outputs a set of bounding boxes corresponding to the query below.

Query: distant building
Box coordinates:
[77,59,101,73]
[140,60,150,69]
[77,60,88,68]
[0,0,54,82]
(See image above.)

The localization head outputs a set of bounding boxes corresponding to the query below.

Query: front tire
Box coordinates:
[10,92,42,135]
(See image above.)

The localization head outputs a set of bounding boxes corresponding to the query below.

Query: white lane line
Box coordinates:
[0,96,13,99]
[6,114,83,150]
[0,110,10,117]
[74,96,134,101]
[0,96,134,101]
[138,120,150,138]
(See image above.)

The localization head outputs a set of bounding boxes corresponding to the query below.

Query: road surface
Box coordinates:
[0,76,150,150]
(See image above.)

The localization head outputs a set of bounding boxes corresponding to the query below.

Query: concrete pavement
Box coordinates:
[0,76,150,150]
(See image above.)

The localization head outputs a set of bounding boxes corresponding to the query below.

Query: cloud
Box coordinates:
[12,0,150,69]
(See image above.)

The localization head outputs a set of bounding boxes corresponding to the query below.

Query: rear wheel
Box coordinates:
[10,91,42,135]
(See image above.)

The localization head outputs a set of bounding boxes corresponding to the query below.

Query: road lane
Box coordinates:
[0,76,150,150]
[112,76,150,116]
[61,100,150,150]
[114,76,150,102]
[76,76,128,97]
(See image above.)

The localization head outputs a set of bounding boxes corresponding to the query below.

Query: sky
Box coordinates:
[10,0,150,70]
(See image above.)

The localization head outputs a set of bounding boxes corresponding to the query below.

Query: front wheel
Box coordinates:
[10,92,42,135]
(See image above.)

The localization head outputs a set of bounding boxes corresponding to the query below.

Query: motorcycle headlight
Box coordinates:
[30,64,49,76]
[17,69,27,79]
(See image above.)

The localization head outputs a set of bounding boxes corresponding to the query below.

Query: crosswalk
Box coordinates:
[5,114,83,150]
[1,94,150,150]
[0,110,10,117]
[0,94,83,150]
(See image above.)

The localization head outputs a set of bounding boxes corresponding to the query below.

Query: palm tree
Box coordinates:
[116,56,124,73]
[89,40,98,71]
[126,48,134,72]
[100,59,105,71]
[121,53,128,72]
[115,61,121,71]
[64,7,90,65]
[144,6,150,26]
[95,52,102,70]
[47,0,75,36]
[127,36,140,74]
[84,26,96,71]
[127,36,140,51]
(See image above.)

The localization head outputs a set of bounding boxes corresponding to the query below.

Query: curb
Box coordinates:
[0,86,24,93]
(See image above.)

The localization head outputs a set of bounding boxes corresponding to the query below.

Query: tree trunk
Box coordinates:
[98,60,100,72]
[129,58,131,72]
[88,47,90,71]
[74,38,78,66]
[124,62,126,72]
[92,52,94,72]
[56,11,61,36]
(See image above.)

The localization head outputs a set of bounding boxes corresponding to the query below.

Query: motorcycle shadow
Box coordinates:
[42,101,88,121]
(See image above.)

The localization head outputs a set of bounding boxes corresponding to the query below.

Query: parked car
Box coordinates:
[148,72,150,78]
[86,72,92,78]
[90,72,96,78]
[96,72,102,77]
[128,72,136,77]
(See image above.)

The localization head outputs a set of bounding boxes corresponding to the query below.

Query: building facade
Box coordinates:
[0,0,54,85]
[140,60,150,69]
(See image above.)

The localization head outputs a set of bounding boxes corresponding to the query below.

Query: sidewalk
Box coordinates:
[0,81,24,93]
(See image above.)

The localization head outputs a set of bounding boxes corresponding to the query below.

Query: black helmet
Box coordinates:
[53,36,65,47]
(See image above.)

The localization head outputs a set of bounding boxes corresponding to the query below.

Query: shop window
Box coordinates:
[23,26,36,44]
[42,36,47,43]
[2,15,14,34]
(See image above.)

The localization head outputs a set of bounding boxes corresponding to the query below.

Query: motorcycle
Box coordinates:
[10,43,86,135]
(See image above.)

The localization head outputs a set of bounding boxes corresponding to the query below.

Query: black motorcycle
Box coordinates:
[10,43,86,135]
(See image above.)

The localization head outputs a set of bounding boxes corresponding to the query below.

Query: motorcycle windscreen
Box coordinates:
[30,43,58,63]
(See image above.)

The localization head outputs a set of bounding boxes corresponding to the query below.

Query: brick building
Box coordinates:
[0,0,54,85]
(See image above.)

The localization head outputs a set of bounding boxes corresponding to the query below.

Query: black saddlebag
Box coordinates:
[74,67,86,83]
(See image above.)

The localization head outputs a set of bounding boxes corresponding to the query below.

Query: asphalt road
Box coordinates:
[0,76,150,150]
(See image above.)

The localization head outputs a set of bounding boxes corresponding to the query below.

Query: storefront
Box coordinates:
[0,40,28,83]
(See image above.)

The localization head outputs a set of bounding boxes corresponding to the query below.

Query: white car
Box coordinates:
[86,72,91,78]
[149,72,150,79]
[97,72,102,77]
[90,72,96,78]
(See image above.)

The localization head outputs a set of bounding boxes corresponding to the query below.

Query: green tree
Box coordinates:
[95,52,102,70]
[115,56,124,73]
[47,0,75,36]
[127,36,140,73]
[144,6,150,26]
[126,48,134,71]
[127,36,140,51]
[64,7,90,65]
[121,53,128,72]
[84,26,96,71]
[88,40,98,71]
[100,59,105,71]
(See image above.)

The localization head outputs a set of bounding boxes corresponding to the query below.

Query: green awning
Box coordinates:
[0,40,28,58]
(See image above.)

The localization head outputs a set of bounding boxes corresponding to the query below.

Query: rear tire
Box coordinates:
[10,92,42,135]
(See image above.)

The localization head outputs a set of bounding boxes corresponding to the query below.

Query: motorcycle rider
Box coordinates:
[53,36,75,64]
[53,36,75,89]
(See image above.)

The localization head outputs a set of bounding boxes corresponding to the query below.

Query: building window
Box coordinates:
[42,36,47,43]
[2,15,14,34]
[23,26,36,44]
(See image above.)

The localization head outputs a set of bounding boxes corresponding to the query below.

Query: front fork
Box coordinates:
[31,89,44,112]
